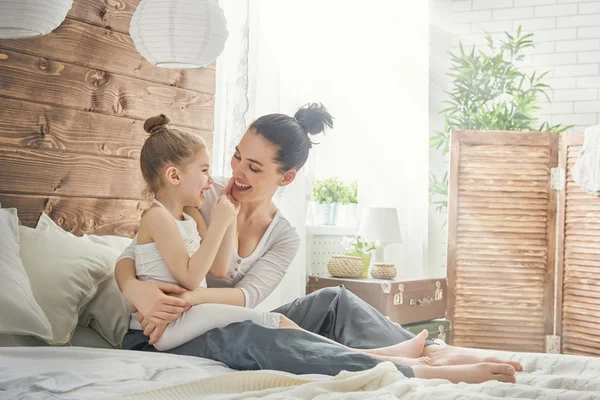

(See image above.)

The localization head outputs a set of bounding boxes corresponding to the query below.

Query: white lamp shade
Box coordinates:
[359,207,402,243]
[0,0,72,39]
[130,0,229,69]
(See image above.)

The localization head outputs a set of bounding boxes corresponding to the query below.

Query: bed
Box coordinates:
[2,200,600,400]
[1,345,600,399]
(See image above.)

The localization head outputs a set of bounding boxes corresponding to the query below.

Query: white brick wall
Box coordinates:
[446,0,600,130]
[428,0,600,275]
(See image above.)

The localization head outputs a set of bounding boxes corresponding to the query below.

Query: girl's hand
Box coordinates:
[211,194,238,224]
[221,177,241,214]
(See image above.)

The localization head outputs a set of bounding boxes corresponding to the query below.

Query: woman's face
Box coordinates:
[230,130,293,203]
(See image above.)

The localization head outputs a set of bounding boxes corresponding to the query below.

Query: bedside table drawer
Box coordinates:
[306,276,447,325]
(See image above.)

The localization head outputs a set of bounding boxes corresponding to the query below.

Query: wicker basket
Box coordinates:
[327,255,364,278]
[370,263,397,280]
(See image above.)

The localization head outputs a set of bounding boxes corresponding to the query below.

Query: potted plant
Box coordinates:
[429,27,572,221]
[337,181,359,226]
[341,235,378,279]
[313,177,345,225]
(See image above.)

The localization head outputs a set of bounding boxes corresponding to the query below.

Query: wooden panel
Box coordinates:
[446,130,557,353]
[0,48,214,131]
[0,147,144,199]
[68,0,138,33]
[0,193,145,237]
[0,0,215,237]
[0,19,215,94]
[557,132,600,357]
[0,97,212,157]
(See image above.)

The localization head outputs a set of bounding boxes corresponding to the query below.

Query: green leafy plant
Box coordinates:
[343,181,358,204]
[313,178,347,204]
[341,235,377,254]
[430,26,573,215]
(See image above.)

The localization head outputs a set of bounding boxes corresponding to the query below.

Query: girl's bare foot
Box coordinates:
[413,362,517,384]
[422,345,523,372]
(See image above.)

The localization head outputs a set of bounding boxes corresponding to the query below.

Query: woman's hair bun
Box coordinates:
[144,114,171,135]
[294,103,334,135]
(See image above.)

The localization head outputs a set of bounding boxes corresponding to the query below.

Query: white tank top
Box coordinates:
[134,199,207,288]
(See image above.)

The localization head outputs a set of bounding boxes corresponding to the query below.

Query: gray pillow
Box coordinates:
[79,276,131,348]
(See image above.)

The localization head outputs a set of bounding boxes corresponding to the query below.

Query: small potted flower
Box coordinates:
[341,235,378,279]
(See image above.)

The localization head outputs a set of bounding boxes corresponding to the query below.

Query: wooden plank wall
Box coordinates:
[446,130,558,353]
[0,0,215,237]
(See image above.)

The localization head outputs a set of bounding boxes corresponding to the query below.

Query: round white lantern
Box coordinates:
[130,0,229,69]
[0,0,73,39]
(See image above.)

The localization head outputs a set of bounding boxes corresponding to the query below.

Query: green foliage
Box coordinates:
[313,178,346,204]
[341,235,377,254]
[343,181,358,204]
[313,178,358,204]
[430,26,573,217]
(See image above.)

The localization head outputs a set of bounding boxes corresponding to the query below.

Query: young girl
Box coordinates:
[132,114,431,367]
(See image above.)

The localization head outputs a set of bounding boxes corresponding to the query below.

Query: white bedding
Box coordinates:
[0,347,237,399]
[1,347,600,400]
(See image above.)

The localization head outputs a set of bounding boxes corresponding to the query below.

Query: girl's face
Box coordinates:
[179,148,213,207]
[230,130,293,203]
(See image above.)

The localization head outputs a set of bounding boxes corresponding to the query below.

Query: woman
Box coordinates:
[116,103,522,383]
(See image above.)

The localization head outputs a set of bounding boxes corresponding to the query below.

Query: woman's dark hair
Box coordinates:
[249,103,333,172]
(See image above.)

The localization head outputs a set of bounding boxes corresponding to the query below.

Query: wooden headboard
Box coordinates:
[0,0,215,238]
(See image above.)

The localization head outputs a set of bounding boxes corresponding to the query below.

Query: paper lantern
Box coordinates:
[0,0,73,39]
[130,0,229,69]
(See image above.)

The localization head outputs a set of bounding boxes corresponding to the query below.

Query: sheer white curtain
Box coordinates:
[213,0,430,309]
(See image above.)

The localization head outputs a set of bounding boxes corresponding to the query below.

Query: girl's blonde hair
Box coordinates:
[140,114,207,196]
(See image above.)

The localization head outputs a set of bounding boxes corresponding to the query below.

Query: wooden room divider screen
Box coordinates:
[446,130,559,353]
[447,130,600,356]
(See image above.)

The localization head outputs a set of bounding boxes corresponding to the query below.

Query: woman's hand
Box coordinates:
[127,280,191,325]
[137,290,194,345]
[138,313,168,345]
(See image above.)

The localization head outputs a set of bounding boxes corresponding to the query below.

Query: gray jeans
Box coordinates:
[122,286,434,377]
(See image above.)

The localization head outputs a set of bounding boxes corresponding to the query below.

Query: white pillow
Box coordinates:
[19,226,118,345]
[34,212,132,347]
[36,212,132,253]
[0,208,53,342]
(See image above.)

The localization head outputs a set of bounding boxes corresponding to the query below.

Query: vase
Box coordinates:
[313,202,339,225]
[336,203,359,226]
[345,252,371,279]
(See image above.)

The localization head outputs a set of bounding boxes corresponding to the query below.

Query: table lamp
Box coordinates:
[358,207,402,264]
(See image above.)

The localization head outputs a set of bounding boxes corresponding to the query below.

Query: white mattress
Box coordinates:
[1,347,600,400]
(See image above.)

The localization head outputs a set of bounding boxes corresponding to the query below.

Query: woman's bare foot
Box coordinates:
[366,330,430,359]
[387,356,432,366]
[422,344,523,372]
[413,362,517,384]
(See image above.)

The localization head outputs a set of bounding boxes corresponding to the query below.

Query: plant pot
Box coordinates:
[336,203,359,226]
[345,252,371,279]
[313,202,339,226]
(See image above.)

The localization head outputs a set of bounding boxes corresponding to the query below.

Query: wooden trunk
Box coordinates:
[446,130,558,353]
[404,319,452,344]
[306,276,447,325]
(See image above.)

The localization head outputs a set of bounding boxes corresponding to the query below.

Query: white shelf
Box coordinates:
[306,225,359,236]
